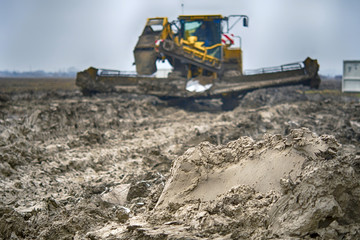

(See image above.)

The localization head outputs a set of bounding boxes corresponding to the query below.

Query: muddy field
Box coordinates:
[0,78,359,239]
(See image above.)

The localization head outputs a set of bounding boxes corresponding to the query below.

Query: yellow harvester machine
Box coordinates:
[76,14,320,110]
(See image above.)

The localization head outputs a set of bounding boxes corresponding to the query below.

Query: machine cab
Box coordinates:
[178,15,223,59]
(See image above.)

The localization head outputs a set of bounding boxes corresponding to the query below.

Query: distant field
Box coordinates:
[0,77,78,93]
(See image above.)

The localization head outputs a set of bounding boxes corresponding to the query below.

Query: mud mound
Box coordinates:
[122,129,360,239]
[238,79,344,109]
[156,128,338,206]
[239,85,308,108]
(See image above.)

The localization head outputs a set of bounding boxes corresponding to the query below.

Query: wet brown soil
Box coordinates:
[0,79,359,239]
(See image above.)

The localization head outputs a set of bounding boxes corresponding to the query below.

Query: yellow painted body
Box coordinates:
[178,15,224,21]
[177,15,243,76]
[141,15,243,78]
[145,17,172,40]
[223,46,243,73]
[180,37,222,65]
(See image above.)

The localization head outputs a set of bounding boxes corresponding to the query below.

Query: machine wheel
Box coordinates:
[221,96,239,111]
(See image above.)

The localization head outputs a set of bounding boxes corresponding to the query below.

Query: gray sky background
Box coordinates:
[1,0,359,75]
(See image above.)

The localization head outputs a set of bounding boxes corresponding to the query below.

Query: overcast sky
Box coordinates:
[1,0,359,75]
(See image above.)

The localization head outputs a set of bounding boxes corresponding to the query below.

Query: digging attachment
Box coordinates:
[76,57,320,109]
[133,18,167,75]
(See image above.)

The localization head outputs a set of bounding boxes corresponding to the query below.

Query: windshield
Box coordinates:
[181,20,221,46]
[181,19,222,58]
